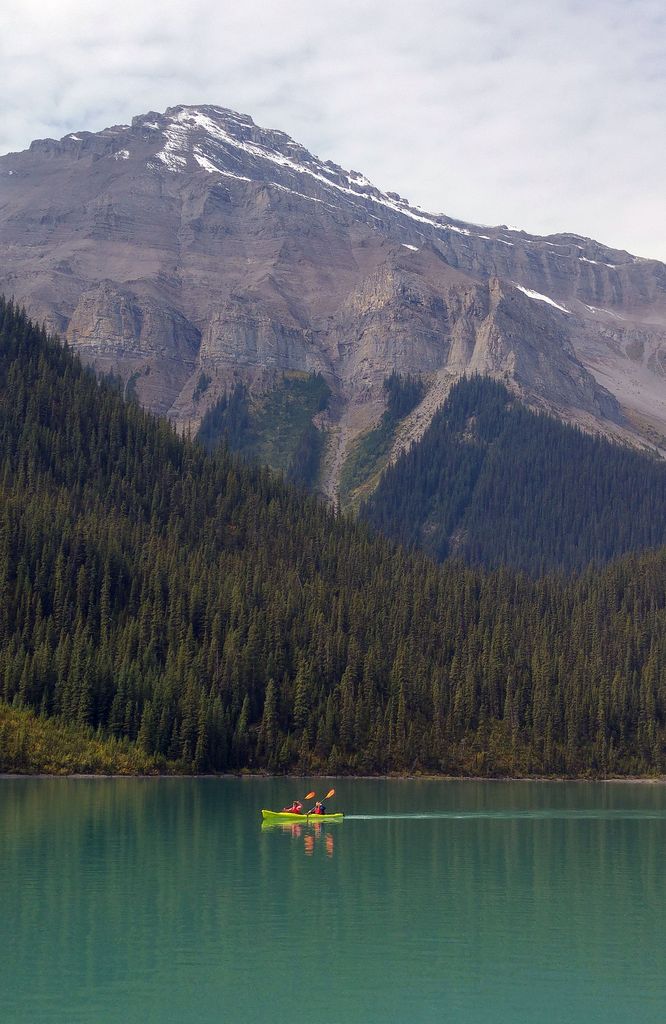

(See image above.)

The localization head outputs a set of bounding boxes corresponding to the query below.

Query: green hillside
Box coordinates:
[198,373,330,489]
[0,300,665,776]
[339,373,425,508]
[362,376,666,574]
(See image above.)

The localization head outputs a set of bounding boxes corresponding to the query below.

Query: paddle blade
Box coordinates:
[304,791,316,801]
[325,788,335,799]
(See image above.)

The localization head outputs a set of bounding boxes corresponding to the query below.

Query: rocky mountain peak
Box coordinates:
[2,103,666,501]
[130,104,442,231]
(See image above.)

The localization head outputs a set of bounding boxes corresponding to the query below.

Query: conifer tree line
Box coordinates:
[0,297,665,776]
[363,375,666,574]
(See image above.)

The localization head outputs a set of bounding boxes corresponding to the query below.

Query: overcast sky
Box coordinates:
[2,0,664,260]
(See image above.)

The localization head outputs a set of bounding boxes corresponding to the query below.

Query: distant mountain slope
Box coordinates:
[362,377,666,573]
[1,299,666,776]
[1,104,665,500]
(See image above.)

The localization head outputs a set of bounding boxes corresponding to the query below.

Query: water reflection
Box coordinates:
[261,819,337,857]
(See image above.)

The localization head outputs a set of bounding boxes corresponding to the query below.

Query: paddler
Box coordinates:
[308,801,325,815]
[282,800,303,814]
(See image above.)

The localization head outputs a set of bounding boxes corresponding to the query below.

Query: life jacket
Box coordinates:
[315,804,325,815]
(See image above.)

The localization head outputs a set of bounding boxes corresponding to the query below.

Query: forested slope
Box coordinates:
[363,377,666,574]
[197,373,330,489]
[1,300,665,776]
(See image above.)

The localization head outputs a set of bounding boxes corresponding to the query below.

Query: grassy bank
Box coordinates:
[0,703,173,775]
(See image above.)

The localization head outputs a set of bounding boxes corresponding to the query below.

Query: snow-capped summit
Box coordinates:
[134,104,484,242]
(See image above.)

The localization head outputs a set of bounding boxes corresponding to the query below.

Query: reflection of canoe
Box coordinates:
[261,809,344,823]
[261,821,343,833]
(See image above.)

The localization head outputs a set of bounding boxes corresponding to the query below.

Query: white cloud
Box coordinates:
[1,0,664,260]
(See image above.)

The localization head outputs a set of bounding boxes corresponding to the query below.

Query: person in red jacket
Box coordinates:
[309,801,325,815]
[283,800,303,814]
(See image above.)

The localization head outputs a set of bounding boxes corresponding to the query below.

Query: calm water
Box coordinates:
[1,778,665,1023]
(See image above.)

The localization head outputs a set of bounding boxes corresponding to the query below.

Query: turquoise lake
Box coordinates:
[1,778,665,1023]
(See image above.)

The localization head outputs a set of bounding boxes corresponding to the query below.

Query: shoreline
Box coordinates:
[2,771,665,783]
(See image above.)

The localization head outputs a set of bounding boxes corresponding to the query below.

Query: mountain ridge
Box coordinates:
[2,103,666,499]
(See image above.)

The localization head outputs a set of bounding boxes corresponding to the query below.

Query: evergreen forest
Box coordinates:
[339,372,425,507]
[362,376,666,574]
[198,373,330,489]
[1,299,665,776]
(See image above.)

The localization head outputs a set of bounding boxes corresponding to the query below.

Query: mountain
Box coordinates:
[2,104,666,502]
[362,376,666,574]
[1,299,665,776]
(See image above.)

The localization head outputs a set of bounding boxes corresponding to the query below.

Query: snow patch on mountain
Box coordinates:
[155,121,189,171]
[266,181,327,205]
[514,285,570,314]
[580,256,619,268]
[585,304,625,320]
[193,151,224,174]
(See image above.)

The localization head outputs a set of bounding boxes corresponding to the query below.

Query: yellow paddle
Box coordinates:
[300,791,315,814]
[306,789,336,821]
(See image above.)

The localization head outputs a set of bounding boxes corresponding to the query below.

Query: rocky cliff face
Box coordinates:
[1,103,665,496]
